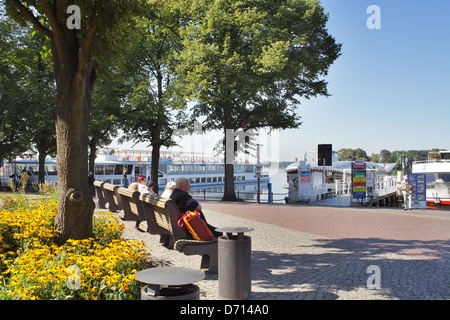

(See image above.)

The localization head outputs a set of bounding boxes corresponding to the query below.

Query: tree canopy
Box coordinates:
[175,0,342,200]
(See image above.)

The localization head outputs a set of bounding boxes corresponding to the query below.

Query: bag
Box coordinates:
[178,210,214,241]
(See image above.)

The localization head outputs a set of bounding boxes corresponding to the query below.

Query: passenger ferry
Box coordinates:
[0,158,58,190]
[0,148,269,192]
[412,150,450,209]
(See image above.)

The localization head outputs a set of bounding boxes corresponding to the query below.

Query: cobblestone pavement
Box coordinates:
[105,202,449,300]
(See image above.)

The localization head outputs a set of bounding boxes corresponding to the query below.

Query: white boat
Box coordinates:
[0,158,58,190]
[94,150,269,191]
[284,159,397,204]
[1,149,269,193]
[412,150,450,209]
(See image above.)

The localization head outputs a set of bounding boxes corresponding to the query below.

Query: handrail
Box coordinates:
[413,159,450,164]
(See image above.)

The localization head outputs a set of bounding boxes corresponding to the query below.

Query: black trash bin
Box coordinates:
[135,267,205,300]
[216,227,254,300]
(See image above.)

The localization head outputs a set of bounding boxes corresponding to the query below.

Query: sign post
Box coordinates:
[407,173,427,209]
[352,160,367,204]
[298,161,311,201]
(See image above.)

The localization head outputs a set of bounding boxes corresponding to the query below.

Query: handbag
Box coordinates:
[178,210,214,241]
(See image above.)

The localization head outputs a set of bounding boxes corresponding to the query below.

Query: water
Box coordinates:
[190,165,289,203]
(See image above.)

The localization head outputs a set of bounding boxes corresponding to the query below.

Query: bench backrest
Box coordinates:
[117,187,145,222]
[139,195,190,242]
[103,182,121,212]
[93,181,106,209]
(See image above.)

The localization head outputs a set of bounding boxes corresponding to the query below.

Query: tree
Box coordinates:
[175,0,341,201]
[0,14,31,161]
[118,5,187,193]
[4,0,147,244]
[379,149,391,163]
[88,77,130,174]
[0,12,56,177]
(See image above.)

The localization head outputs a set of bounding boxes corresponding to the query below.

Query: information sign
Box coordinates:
[352,160,366,199]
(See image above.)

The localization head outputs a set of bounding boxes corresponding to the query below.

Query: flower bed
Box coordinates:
[0,201,149,300]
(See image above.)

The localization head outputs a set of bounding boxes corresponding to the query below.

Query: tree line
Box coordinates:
[337,148,446,173]
[1,0,341,243]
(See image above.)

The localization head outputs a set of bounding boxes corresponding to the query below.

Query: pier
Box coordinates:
[285,159,400,208]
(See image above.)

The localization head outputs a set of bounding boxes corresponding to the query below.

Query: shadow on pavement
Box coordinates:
[249,238,449,300]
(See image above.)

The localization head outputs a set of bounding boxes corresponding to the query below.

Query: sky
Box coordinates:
[111,0,450,162]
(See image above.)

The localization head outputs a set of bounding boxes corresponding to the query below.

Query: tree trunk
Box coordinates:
[151,142,161,194]
[53,45,96,244]
[37,143,47,184]
[88,139,97,175]
[222,129,237,201]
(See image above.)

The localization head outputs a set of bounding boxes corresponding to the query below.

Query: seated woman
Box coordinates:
[128,182,139,191]
[161,181,176,198]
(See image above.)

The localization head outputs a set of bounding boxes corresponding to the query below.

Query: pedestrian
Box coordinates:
[123,174,129,188]
[400,176,412,210]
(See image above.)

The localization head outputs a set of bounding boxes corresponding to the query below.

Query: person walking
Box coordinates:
[400,176,413,210]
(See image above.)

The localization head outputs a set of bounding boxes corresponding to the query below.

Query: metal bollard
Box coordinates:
[216,227,254,300]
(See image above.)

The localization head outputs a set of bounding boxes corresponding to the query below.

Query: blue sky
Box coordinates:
[112,0,450,162]
[279,0,450,161]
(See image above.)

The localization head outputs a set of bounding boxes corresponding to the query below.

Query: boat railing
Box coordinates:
[304,175,399,204]
[413,159,450,164]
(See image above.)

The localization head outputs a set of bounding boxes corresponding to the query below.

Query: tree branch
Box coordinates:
[7,0,53,39]
[78,14,100,74]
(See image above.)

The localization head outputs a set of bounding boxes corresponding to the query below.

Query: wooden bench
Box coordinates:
[102,182,122,212]
[93,181,106,209]
[117,187,146,229]
[139,195,218,274]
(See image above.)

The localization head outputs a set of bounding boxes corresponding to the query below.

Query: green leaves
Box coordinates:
[175,0,341,130]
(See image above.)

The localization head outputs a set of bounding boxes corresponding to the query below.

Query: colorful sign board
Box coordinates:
[408,173,427,203]
[352,160,366,199]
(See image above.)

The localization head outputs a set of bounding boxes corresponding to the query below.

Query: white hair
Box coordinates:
[175,177,190,189]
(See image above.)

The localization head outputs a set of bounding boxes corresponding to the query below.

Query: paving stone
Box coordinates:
[103,202,449,300]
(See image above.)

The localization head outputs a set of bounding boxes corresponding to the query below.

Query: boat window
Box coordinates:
[246,165,254,173]
[105,165,114,175]
[440,152,450,160]
[167,165,181,174]
[196,165,206,173]
[217,165,225,173]
[45,165,57,175]
[437,174,450,182]
[207,165,217,173]
[135,165,146,175]
[95,165,104,175]
[182,164,194,174]
[126,165,133,175]
[114,165,124,175]
[113,179,121,185]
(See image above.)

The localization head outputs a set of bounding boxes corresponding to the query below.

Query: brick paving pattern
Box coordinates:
[107,201,449,300]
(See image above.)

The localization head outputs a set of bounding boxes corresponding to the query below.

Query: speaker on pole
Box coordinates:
[318,144,332,166]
